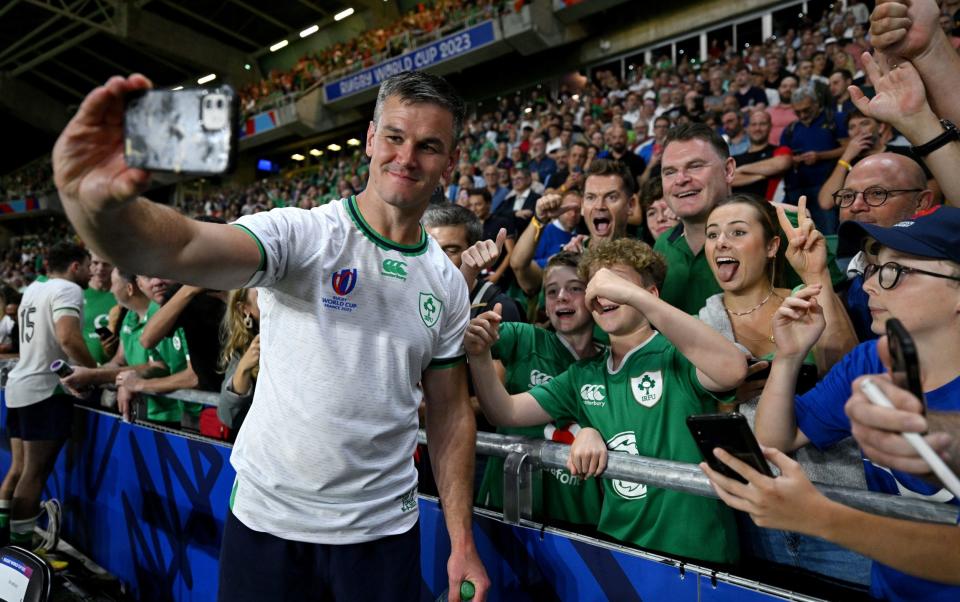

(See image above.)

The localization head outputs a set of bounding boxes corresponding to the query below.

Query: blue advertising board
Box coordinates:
[0,400,802,601]
[324,20,497,102]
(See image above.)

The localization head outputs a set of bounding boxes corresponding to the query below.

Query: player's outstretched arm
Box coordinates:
[52,75,261,290]
[585,268,747,391]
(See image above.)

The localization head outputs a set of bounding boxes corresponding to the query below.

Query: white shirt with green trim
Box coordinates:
[6,278,83,408]
[230,197,469,544]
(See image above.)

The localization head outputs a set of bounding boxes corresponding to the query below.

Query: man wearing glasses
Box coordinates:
[754,205,960,601]
[831,153,936,341]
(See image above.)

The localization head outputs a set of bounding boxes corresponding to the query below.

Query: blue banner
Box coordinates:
[0,400,798,601]
[324,20,497,102]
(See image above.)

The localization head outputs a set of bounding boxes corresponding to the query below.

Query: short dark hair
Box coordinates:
[845,108,872,126]
[422,203,483,246]
[47,242,88,274]
[466,187,491,205]
[830,68,853,81]
[116,270,138,285]
[544,250,581,280]
[373,71,466,144]
[586,158,636,196]
[664,122,730,160]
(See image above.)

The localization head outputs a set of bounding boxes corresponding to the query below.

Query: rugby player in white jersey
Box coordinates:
[52,71,489,602]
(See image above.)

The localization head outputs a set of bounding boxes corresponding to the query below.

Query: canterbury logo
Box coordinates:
[382,259,408,279]
[529,370,552,387]
[580,384,606,403]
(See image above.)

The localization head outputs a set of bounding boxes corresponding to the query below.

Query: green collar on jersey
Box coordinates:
[346,196,429,256]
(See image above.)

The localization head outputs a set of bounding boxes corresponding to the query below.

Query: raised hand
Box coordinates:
[772,285,825,360]
[870,0,942,61]
[53,75,154,210]
[535,193,580,222]
[461,228,507,276]
[464,304,502,356]
[776,196,827,282]
[562,234,588,253]
[850,53,933,133]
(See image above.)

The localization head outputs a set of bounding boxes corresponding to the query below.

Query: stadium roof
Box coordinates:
[0,0,387,170]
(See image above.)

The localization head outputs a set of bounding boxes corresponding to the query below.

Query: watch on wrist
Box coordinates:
[911,119,960,157]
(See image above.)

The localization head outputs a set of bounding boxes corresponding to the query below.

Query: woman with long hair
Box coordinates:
[218,288,260,431]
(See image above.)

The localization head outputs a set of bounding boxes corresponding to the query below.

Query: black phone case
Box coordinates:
[124,86,238,175]
[686,413,774,484]
[886,318,925,406]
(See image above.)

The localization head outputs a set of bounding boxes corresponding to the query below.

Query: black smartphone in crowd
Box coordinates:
[686,413,774,484]
[886,318,925,412]
[124,86,238,175]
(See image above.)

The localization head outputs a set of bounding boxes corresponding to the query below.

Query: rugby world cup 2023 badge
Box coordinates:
[323,268,359,313]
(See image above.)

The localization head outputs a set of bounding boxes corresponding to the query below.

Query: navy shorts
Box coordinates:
[217,510,421,602]
[6,394,75,441]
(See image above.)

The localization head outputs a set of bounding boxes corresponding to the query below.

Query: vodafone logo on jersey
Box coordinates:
[580,384,606,406]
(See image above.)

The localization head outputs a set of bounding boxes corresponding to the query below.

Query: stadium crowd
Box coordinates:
[2,0,960,600]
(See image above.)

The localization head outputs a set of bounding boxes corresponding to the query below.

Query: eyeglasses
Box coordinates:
[862,261,960,289]
[832,187,922,208]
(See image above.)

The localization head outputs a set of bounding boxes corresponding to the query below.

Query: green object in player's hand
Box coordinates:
[434,580,475,601]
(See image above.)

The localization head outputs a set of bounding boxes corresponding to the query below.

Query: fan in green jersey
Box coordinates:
[467,238,748,564]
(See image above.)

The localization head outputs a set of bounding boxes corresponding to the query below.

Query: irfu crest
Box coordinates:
[419,292,442,328]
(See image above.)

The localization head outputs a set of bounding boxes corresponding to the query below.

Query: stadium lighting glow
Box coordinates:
[270,40,289,52]
[524,107,532,114]
[172,85,184,91]
[309,148,323,156]
[328,143,342,151]
[197,74,216,84]
[291,154,305,161]
[571,94,579,101]
[244,63,251,70]
[334,8,354,21]
[300,25,319,38]
[346,138,360,146]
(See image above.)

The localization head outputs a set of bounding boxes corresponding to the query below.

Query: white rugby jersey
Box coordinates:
[230,197,469,544]
[6,278,83,408]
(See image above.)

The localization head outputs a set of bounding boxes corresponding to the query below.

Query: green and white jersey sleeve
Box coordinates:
[6,279,83,408]
[529,332,739,564]
[229,198,469,544]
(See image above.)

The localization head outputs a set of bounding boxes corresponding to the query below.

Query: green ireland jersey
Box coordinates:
[529,332,739,564]
[83,288,117,365]
[476,323,603,526]
[119,309,178,423]
[146,302,200,419]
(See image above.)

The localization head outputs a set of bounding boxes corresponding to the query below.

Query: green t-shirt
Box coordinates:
[654,213,845,315]
[119,309,179,423]
[529,333,739,564]
[476,323,603,526]
[146,302,200,419]
[83,288,116,365]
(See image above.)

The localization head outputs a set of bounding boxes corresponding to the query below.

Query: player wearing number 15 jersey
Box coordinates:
[1,243,96,547]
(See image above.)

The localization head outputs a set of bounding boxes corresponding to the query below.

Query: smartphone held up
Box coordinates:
[124,85,238,176]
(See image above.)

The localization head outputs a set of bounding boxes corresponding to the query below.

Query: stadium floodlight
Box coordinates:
[244,63,251,70]
[524,107,532,114]
[346,138,360,146]
[328,143,342,152]
[309,148,322,157]
[197,74,217,84]
[300,25,319,38]
[571,94,579,102]
[270,40,289,52]
[334,8,354,21]
[291,154,305,161]
[172,85,184,91]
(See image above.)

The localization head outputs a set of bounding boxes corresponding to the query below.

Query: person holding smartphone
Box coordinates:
[52,71,489,602]
[753,206,960,600]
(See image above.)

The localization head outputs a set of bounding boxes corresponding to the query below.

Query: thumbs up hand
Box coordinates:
[464,303,503,357]
[462,228,507,275]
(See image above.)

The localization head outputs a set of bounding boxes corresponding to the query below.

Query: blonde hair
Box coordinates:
[578,238,667,289]
[220,288,258,377]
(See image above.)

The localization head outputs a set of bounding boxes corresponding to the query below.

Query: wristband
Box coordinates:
[837,159,852,171]
[531,216,544,230]
[911,119,960,157]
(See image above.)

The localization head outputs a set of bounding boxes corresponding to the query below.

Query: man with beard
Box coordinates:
[599,125,645,187]
[767,76,799,145]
